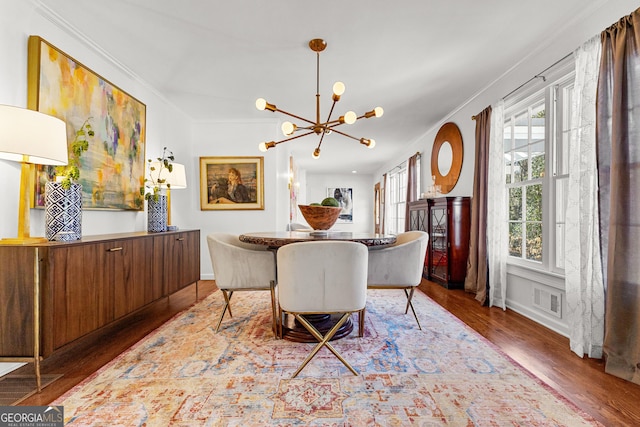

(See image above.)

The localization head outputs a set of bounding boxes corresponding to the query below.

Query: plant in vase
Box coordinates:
[142,147,174,232]
[45,118,94,241]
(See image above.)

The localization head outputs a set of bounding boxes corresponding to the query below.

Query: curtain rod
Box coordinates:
[387,152,420,174]
[471,51,573,120]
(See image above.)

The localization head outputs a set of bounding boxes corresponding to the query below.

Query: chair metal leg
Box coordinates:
[403,288,422,330]
[270,280,278,338]
[292,313,358,377]
[215,290,234,332]
[358,308,365,337]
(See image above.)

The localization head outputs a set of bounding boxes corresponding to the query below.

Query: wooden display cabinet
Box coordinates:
[408,197,471,288]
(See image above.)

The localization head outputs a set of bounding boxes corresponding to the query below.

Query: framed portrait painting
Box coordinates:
[27,36,147,210]
[200,156,264,210]
[328,187,353,223]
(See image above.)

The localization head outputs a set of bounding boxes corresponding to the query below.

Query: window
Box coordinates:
[386,163,407,235]
[503,61,573,274]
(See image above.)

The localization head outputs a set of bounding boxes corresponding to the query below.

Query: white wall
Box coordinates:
[0,1,293,279]
[304,173,374,233]
[0,0,193,240]
[0,0,290,375]
[190,120,289,278]
[370,0,639,337]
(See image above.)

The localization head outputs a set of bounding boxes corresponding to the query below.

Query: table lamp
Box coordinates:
[150,161,187,228]
[0,105,68,244]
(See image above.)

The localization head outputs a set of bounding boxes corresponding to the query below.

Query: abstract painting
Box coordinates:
[28,36,146,210]
[328,187,353,223]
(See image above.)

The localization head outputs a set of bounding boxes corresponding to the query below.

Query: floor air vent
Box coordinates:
[533,287,562,318]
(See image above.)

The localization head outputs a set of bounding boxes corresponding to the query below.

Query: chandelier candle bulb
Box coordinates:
[255,98,277,112]
[258,141,276,152]
[344,111,357,124]
[281,121,296,136]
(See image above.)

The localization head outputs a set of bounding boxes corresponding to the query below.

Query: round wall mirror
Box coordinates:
[437,141,453,176]
[431,122,463,194]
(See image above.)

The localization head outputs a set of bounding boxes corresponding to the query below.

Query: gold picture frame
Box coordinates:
[28,35,147,210]
[200,156,264,210]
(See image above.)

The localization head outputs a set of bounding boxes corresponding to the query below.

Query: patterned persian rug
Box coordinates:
[53,289,601,426]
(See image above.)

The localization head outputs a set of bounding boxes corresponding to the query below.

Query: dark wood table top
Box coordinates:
[239,230,396,248]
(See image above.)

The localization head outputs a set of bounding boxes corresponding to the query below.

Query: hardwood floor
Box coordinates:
[418,279,640,427]
[10,279,640,426]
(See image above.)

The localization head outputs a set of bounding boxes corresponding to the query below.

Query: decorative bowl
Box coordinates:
[298,205,342,230]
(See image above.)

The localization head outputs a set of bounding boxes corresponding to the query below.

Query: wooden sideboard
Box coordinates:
[0,230,200,362]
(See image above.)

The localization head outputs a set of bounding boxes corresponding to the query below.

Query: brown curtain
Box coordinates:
[464,106,491,304]
[404,153,419,231]
[597,7,640,385]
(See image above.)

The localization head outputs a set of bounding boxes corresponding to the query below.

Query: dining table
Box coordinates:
[239,230,396,249]
[238,230,397,342]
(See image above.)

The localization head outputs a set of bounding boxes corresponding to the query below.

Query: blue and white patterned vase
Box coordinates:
[45,181,83,241]
[147,195,168,233]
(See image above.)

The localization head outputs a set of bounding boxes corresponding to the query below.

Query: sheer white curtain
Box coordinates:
[565,35,604,359]
[486,100,507,309]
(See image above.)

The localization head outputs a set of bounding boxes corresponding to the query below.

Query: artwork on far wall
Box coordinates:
[27,36,147,210]
[328,187,353,223]
[199,156,264,210]
[289,156,298,222]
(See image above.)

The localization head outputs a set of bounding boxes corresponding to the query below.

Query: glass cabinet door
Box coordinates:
[430,206,448,282]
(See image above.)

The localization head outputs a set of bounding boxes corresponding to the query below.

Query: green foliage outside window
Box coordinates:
[506,108,545,263]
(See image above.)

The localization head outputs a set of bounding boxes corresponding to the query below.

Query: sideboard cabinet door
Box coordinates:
[49,242,118,351]
[163,230,201,294]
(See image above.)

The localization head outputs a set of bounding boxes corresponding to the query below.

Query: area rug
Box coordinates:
[53,290,601,426]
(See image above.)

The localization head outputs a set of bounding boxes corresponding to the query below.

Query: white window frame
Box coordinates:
[503,58,574,277]
[386,163,407,235]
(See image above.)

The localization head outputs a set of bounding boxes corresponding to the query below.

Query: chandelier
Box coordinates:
[256,38,383,159]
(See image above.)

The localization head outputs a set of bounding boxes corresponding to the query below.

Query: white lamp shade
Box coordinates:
[149,161,187,189]
[0,104,68,165]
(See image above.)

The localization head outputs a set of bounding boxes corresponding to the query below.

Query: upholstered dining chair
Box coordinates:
[364,230,429,331]
[277,240,368,377]
[206,233,277,337]
[286,222,308,231]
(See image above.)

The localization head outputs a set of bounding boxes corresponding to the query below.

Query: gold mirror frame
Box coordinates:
[431,122,463,194]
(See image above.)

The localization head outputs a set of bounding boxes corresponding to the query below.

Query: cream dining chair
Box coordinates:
[286,222,308,231]
[206,233,278,337]
[277,240,368,377]
[363,230,429,331]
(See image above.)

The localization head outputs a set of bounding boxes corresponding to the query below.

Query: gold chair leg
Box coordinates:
[292,313,358,377]
[215,290,234,332]
[404,288,422,330]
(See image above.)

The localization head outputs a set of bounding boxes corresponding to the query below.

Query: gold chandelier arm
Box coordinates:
[312,130,328,158]
[273,130,315,146]
[326,127,360,142]
[358,107,384,120]
[273,107,316,126]
[322,99,339,128]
